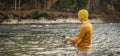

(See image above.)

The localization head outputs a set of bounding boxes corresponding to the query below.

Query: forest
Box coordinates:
[0,0,120,23]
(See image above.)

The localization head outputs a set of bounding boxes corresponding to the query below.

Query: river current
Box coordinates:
[0,23,120,56]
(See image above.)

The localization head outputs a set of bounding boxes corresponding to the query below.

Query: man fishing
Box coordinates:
[65,9,93,56]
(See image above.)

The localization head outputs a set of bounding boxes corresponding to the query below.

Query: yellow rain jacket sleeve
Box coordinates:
[68,23,93,51]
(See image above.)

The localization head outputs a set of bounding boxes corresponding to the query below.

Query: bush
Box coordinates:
[30,10,49,19]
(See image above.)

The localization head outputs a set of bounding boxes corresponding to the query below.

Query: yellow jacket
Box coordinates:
[68,23,93,51]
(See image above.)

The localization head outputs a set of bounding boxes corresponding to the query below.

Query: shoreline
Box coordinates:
[1,18,106,24]
[0,11,120,24]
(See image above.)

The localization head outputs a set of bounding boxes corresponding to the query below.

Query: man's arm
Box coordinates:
[65,25,86,45]
[75,26,86,46]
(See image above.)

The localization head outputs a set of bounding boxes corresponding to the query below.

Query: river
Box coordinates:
[0,23,120,56]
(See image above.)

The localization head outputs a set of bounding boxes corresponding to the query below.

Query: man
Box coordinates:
[65,9,93,56]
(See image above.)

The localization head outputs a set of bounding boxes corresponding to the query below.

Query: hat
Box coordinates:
[78,9,89,21]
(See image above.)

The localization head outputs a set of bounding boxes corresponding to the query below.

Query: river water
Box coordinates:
[0,23,120,56]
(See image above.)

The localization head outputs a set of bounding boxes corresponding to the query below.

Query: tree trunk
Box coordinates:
[35,0,38,9]
[15,0,17,10]
[47,0,58,10]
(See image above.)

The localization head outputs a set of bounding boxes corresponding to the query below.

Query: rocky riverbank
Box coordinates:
[1,17,105,24]
[0,11,120,24]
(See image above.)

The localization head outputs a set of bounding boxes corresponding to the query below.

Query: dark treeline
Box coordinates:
[0,0,120,23]
[0,0,120,13]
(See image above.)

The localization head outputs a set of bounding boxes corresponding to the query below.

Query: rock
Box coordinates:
[116,51,120,54]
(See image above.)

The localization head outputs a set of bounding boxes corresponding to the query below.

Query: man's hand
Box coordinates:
[64,37,75,46]
[64,37,70,41]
